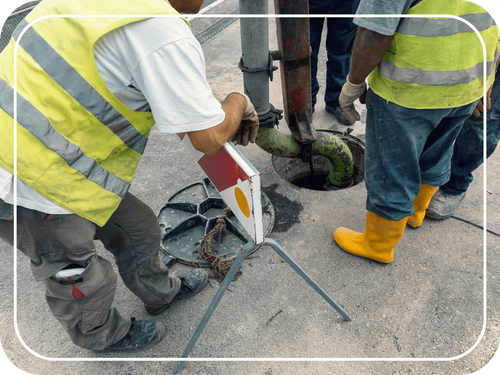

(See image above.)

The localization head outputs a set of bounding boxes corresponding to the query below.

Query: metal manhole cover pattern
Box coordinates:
[159,177,275,267]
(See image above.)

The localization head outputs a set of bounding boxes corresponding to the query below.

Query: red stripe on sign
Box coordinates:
[198,149,249,192]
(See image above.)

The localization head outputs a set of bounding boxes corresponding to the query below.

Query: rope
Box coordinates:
[192,207,244,283]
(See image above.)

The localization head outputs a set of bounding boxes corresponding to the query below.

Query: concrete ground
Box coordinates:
[1,3,499,375]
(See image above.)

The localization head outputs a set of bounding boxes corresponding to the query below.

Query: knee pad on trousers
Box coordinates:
[44,255,118,334]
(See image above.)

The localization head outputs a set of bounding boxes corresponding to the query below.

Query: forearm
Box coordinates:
[349,27,394,84]
[187,93,246,155]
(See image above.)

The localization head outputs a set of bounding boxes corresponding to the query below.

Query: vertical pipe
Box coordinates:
[274,0,313,124]
[239,0,271,115]
[239,0,354,188]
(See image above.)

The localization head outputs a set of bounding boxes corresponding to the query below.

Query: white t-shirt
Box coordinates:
[0,16,225,214]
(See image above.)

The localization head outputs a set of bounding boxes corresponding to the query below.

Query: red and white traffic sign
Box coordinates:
[177,133,263,244]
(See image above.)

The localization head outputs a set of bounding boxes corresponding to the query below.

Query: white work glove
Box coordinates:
[230,92,259,146]
[339,75,367,124]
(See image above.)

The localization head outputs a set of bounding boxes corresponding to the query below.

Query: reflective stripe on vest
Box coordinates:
[12,18,149,155]
[0,76,130,198]
[378,50,500,87]
[368,0,500,109]
[0,0,183,226]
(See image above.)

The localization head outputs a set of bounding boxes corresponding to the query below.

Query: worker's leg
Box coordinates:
[406,109,471,226]
[95,193,181,313]
[406,184,438,228]
[334,91,452,260]
[333,90,428,261]
[426,74,500,220]
[443,69,500,195]
[363,90,434,221]
[43,254,131,350]
[415,114,476,222]
[442,111,500,196]
[0,202,130,350]
[442,117,484,195]
[309,9,325,110]
[419,112,475,187]
[334,211,407,263]
[323,2,357,113]
[409,102,478,224]
[308,0,359,123]
[335,91,476,261]
[365,90,477,220]
[426,112,500,219]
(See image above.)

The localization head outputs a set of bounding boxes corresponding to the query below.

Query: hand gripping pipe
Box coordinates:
[239,0,353,189]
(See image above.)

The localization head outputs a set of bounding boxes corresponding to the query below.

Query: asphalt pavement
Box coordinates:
[0,3,499,375]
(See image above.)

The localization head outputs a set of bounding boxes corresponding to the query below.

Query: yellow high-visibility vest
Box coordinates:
[368,0,500,109]
[0,0,185,226]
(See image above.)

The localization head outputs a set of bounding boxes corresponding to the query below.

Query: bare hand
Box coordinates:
[473,82,493,117]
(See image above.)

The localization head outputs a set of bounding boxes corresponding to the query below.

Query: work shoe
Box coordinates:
[105,318,164,351]
[426,189,466,220]
[326,104,352,125]
[333,211,407,263]
[145,269,208,316]
[407,184,438,228]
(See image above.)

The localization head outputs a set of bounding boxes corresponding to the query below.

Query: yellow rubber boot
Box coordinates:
[407,184,438,228]
[333,211,407,263]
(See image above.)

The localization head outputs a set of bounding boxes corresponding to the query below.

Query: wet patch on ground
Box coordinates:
[262,183,303,232]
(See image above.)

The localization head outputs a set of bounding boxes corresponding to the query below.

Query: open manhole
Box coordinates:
[272,130,365,191]
[158,177,275,267]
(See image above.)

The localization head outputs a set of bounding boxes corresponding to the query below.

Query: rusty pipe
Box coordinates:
[240,0,354,188]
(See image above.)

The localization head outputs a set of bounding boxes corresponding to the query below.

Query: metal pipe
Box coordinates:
[239,0,271,115]
[239,0,354,188]
[273,0,313,124]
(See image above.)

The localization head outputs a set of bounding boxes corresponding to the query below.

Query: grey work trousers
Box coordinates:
[0,193,180,350]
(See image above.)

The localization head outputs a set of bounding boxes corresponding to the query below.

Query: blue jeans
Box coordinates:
[441,72,500,195]
[364,89,478,221]
[309,0,359,109]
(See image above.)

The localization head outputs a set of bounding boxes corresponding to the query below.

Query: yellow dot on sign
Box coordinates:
[234,187,250,217]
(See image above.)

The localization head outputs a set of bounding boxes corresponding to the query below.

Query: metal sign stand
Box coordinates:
[173,135,350,373]
[173,238,350,373]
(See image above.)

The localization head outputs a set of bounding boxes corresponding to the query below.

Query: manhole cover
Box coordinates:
[159,177,275,267]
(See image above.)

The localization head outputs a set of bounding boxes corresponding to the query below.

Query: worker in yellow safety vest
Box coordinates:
[335,0,499,263]
[0,0,259,350]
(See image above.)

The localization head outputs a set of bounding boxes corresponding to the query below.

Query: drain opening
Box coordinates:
[272,131,365,191]
[292,171,330,190]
